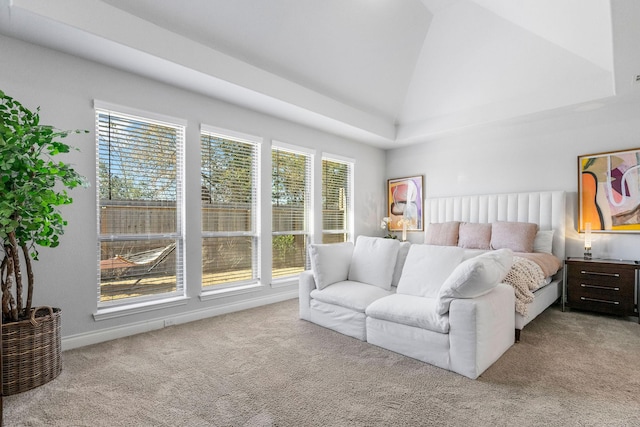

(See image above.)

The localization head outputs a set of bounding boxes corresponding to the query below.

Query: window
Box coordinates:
[271,143,313,280]
[96,102,185,306]
[200,126,260,290]
[322,155,354,243]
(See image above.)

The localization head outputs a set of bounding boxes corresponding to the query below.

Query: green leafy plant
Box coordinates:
[0,90,88,322]
[272,234,296,265]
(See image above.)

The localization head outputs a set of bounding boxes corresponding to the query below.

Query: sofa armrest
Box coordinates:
[448,283,515,379]
[299,270,316,320]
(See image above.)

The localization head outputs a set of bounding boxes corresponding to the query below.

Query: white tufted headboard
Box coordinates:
[424,191,566,260]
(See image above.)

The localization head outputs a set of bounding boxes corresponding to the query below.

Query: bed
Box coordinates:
[424,191,566,341]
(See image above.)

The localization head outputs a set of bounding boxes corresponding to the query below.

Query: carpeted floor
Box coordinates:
[4,299,640,426]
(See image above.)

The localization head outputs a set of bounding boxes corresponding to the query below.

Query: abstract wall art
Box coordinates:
[387,175,423,232]
[578,148,640,232]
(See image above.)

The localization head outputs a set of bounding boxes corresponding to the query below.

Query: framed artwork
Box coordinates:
[578,147,640,233]
[387,175,423,232]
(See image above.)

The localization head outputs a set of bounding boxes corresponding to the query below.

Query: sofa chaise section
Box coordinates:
[365,283,514,379]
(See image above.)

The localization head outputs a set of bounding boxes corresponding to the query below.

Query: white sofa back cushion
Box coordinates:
[436,248,514,315]
[309,242,354,290]
[396,245,464,297]
[348,236,400,290]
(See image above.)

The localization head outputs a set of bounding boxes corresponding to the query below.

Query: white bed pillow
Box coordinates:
[533,230,554,254]
[396,245,464,298]
[436,248,514,315]
[308,242,354,290]
[348,236,400,290]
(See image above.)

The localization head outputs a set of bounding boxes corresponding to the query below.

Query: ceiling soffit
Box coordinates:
[0,0,626,148]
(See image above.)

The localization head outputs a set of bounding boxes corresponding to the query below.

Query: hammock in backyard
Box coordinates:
[100,242,176,271]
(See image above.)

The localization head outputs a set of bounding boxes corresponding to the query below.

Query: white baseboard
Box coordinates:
[62,290,299,351]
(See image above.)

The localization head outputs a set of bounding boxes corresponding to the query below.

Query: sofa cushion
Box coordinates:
[396,245,464,298]
[391,242,411,288]
[424,221,460,246]
[308,242,354,290]
[490,221,538,253]
[348,236,400,290]
[436,249,514,315]
[310,281,393,313]
[365,294,450,333]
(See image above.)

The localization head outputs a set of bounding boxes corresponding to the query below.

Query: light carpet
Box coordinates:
[4,299,640,426]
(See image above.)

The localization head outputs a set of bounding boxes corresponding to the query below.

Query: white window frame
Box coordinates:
[200,124,262,298]
[321,153,355,243]
[271,141,314,284]
[94,100,187,317]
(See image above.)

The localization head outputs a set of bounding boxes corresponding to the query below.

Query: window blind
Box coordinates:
[96,107,185,305]
[201,129,260,288]
[322,156,353,243]
[272,144,312,279]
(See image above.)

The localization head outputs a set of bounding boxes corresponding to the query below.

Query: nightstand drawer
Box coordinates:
[567,263,635,283]
[567,288,632,315]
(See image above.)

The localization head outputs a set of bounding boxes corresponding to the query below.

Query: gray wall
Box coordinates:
[387,92,640,260]
[1,35,387,347]
[8,27,640,349]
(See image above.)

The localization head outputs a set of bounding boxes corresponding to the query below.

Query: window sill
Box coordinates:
[94,296,190,321]
[199,282,264,301]
[271,276,299,288]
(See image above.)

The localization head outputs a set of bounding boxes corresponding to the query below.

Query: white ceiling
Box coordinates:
[1,0,639,148]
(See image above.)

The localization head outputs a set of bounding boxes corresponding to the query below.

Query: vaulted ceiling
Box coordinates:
[2,0,640,148]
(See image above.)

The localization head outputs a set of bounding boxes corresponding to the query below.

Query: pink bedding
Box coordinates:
[503,252,562,315]
[514,252,562,278]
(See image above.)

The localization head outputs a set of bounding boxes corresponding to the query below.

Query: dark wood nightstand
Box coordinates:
[563,258,639,322]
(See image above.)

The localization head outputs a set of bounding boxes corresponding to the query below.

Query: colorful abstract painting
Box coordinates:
[579,148,640,232]
[387,175,423,232]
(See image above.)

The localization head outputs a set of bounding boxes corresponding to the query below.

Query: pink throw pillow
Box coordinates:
[425,221,460,246]
[490,221,538,253]
[457,222,491,249]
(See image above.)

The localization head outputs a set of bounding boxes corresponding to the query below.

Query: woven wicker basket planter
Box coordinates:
[2,307,62,395]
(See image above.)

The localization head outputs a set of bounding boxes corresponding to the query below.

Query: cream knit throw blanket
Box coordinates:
[503,256,546,316]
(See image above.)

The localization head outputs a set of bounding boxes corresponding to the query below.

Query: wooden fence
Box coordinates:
[99,202,346,300]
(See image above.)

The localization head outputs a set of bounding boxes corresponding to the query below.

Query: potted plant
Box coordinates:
[0,90,87,395]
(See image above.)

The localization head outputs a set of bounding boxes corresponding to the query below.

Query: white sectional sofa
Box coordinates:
[299,236,516,379]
